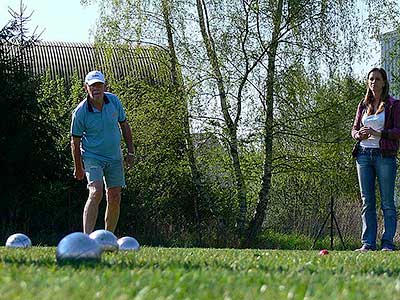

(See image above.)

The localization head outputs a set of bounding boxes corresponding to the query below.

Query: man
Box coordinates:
[70,70,134,234]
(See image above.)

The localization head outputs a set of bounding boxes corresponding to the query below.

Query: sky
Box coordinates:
[0,0,384,78]
[0,0,98,42]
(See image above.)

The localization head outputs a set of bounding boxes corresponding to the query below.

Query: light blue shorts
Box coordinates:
[83,157,125,189]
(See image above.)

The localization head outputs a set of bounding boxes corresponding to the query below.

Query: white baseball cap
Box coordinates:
[85,70,105,85]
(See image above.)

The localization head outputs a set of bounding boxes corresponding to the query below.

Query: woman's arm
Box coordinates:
[352,101,366,140]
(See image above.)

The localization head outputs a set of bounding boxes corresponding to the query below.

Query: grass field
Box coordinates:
[1,247,400,300]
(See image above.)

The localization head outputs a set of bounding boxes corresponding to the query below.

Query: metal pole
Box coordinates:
[312,212,330,249]
[333,213,346,248]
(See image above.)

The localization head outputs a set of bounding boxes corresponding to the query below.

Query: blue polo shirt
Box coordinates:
[71,92,127,161]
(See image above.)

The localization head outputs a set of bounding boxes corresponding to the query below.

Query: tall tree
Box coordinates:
[240,0,361,244]
[190,0,362,244]
[246,0,283,244]
[195,0,249,236]
[0,2,64,237]
[160,0,208,241]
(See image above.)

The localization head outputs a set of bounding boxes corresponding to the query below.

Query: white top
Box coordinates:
[360,110,385,148]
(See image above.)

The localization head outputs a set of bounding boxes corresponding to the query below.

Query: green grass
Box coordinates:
[255,231,360,250]
[1,247,400,299]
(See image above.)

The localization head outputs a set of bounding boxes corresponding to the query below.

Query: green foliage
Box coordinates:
[107,79,197,244]
[264,68,365,239]
[36,72,85,172]
[2,247,400,299]
[0,10,69,239]
[192,133,238,237]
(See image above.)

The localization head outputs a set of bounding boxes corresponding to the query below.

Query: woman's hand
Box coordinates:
[359,126,381,138]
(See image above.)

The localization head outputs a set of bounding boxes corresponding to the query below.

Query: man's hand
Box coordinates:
[74,166,85,180]
[71,136,84,180]
[124,153,134,169]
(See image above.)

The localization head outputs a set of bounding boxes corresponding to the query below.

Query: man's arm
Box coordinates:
[71,136,84,180]
[120,121,135,167]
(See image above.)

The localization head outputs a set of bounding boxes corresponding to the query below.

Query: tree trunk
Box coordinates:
[196,0,247,238]
[245,0,283,247]
[161,0,204,243]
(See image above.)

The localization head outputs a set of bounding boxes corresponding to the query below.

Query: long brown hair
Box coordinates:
[364,68,390,115]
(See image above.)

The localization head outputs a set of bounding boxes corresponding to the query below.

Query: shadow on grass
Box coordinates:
[2,256,117,269]
[2,256,56,267]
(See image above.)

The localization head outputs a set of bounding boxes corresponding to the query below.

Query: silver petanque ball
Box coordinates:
[117,236,140,251]
[5,233,32,248]
[89,230,118,252]
[56,232,102,262]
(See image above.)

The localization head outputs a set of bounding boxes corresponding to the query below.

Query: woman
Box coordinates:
[352,67,400,252]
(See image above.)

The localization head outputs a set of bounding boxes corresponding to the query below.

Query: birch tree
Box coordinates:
[191,0,360,244]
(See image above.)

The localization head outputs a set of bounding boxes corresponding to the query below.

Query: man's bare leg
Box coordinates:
[83,181,103,234]
[104,186,121,233]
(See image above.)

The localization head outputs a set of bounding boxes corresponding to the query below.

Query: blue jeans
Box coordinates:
[356,147,397,250]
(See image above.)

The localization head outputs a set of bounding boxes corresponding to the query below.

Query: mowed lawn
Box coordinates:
[1,247,400,300]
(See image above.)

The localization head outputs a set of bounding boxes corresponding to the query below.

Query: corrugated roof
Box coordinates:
[1,41,172,85]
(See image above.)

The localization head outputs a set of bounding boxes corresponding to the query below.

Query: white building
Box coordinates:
[380,30,400,98]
